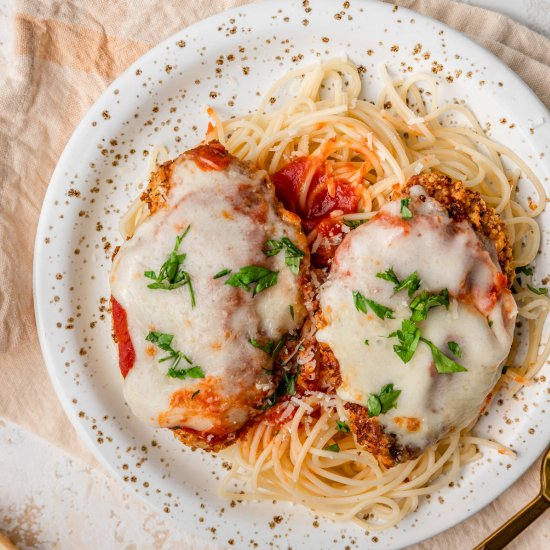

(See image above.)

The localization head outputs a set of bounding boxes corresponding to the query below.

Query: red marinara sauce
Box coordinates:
[271,156,361,267]
[271,156,360,232]
[185,140,231,171]
[111,297,135,378]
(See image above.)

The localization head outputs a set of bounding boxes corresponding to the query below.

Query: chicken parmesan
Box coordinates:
[110,142,309,450]
[316,179,517,465]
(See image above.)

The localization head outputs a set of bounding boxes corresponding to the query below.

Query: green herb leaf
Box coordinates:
[365,298,395,320]
[146,331,204,379]
[326,443,340,453]
[395,272,421,297]
[225,265,279,296]
[191,389,200,399]
[271,335,288,358]
[284,368,298,397]
[400,198,413,219]
[352,290,369,314]
[367,384,402,417]
[378,383,402,413]
[248,338,275,355]
[392,319,421,363]
[213,268,232,279]
[409,289,449,322]
[364,339,369,346]
[447,341,461,358]
[263,237,305,275]
[249,335,288,357]
[146,331,174,351]
[367,394,382,417]
[377,267,421,297]
[488,318,493,327]
[289,304,294,320]
[263,239,284,256]
[527,284,548,295]
[342,219,365,229]
[376,267,400,286]
[515,265,533,276]
[145,226,195,307]
[261,366,300,410]
[168,364,205,379]
[420,337,467,373]
[352,290,394,320]
[336,421,350,433]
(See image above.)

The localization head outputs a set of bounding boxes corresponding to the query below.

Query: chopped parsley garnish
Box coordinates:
[336,421,350,433]
[167,365,204,379]
[409,289,449,322]
[263,237,305,275]
[248,335,287,357]
[488,318,494,327]
[342,219,365,229]
[289,304,294,320]
[352,290,394,320]
[376,267,421,297]
[400,198,413,219]
[145,225,195,307]
[395,272,421,297]
[145,331,204,379]
[376,267,399,286]
[515,265,533,276]
[390,319,421,363]
[248,338,275,355]
[262,366,300,410]
[213,268,232,279]
[420,337,467,373]
[527,284,548,295]
[364,339,369,346]
[325,443,340,453]
[225,265,279,296]
[447,341,461,358]
[367,383,401,417]
[191,389,200,399]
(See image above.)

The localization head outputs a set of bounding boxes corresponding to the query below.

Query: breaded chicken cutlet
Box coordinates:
[315,171,516,467]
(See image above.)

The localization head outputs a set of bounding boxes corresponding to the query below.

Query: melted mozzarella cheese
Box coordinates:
[316,186,517,450]
[111,155,307,433]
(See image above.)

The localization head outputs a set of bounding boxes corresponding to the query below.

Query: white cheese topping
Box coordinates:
[316,186,517,450]
[111,156,306,432]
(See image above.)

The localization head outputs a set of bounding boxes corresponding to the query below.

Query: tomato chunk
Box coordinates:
[186,141,231,171]
[271,156,360,232]
[111,297,135,378]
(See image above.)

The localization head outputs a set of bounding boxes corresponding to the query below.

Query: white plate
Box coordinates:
[33,1,550,547]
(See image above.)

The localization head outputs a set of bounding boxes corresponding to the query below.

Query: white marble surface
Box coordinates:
[1,1,550,549]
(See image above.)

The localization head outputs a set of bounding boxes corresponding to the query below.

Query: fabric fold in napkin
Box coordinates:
[0,1,548,548]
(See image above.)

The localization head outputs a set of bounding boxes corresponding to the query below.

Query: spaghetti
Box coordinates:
[203,59,550,529]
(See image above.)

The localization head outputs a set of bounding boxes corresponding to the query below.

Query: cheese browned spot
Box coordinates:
[111,142,309,450]
[316,183,517,466]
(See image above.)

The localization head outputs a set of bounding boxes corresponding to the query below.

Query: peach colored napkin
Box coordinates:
[0,1,548,548]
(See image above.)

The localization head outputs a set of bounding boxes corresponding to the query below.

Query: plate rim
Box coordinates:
[32,0,550,547]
